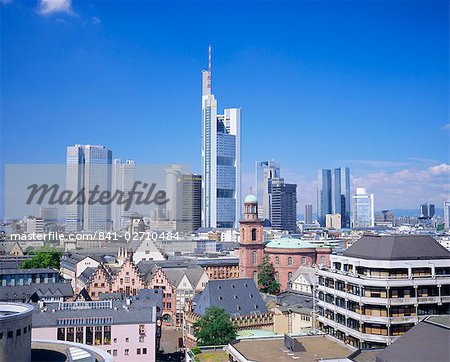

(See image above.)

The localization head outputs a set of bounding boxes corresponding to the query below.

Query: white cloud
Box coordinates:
[442,123,450,131]
[38,0,74,16]
[92,16,101,25]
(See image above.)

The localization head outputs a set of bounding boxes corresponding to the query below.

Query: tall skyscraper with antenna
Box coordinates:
[201,45,241,228]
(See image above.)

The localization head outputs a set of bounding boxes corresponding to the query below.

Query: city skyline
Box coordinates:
[1,0,448,212]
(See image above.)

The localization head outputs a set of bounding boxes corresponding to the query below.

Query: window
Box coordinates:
[85,327,93,345]
[125,337,129,342]
[139,336,145,343]
[76,327,84,343]
[288,257,293,266]
[251,228,257,241]
[104,326,111,345]
[125,349,129,356]
[0,333,3,339]
[301,257,306,266]
[67,327,75,342]
[288,272,293,281]
[275,256,279,265]
[143,348,147,355]
[320,256,326,265]
[252,251,257,265]
[7,331,13,339]
[137,348,141,355]
[16,329,21,337]
[57,328,65,341]
[113,350,117,356]
[113,338,117,343]
[95,326,102,345]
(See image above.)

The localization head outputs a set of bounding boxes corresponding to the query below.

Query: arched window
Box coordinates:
[275,272,279,281]
[252,251,257,265]
[287,257,293,266]
[253,271,257,282]
[320,256,326,265]
[288,272,293,281]
[251,228,257,241]
[275,256,280,265]
[301,256,306,266]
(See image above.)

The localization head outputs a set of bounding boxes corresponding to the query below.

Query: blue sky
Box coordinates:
[1,0,449,213]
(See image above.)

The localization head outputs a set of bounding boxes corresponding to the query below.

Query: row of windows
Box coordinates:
[107,348,148,356]
[0,325,31,340]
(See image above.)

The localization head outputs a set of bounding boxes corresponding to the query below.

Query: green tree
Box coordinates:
[257,255,280,295]
[193,306,237,346]
[20,246,62,269]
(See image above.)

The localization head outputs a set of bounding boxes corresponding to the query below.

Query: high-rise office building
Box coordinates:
[177,174,202,234]
[65,145,112,232]
[112,159,136,231]
[201,45,241,228]
[317,169,332,226]
[39,207,58,223]
[352,187,374,228]
[333,167,351,228]
[255,160,280,222]
[304,203,313,224]
[270,178,297,232]
[420,203,435,219]
[444,201,450,230]
[165,165,182,221]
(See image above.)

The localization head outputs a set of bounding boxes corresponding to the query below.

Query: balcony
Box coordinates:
[316,299,420,325]
[318,269,450,288]
[316,315,396,345]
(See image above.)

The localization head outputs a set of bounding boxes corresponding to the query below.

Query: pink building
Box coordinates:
[239,195,332,291]
[110,259,145,296]
[32,294,162,362]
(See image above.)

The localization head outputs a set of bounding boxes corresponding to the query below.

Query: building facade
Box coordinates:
[304,203,313,224]
[445,200,450,230]
[239,195,331,291]
[316,235,450,349]
[112,159,135,231]
[333,167,350,228]
[255,160,280,223]
[270,178,297,232]
[201,45,241,229]
[352,188,374,228]
[32,297,162,362]
[317,169,332,227]
[65,145,113,232]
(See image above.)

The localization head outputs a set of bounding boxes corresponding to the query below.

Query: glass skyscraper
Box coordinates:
[65,144,113,232]
[255,160,280,223]
[352,187,375,227]
[317,169,332,226]
[333,167,351,228]
[201,46,241,228]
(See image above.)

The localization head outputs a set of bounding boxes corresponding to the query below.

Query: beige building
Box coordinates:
[325,214,341,229]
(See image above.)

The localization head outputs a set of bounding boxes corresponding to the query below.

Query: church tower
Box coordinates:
[239,194,265,282]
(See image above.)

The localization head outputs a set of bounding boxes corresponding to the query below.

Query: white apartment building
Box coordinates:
[316,235,450,349]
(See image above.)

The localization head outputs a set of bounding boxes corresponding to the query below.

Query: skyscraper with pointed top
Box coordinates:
[201,45,241,228]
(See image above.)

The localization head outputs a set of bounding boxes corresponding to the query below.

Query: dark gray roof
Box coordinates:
[376,316,450,362]
[0,283,73,302]
[33,294,162,327]
[343,235,450,260]
[0,261,19,269]
[0,267,59,276]
[193,278,268,317]
[276,291,313,309]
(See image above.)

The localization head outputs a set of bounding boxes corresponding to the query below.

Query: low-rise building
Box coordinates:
[32,291,163,362]
[316,234,450,348]
[0,267,60,287]
[184,278,273,348]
